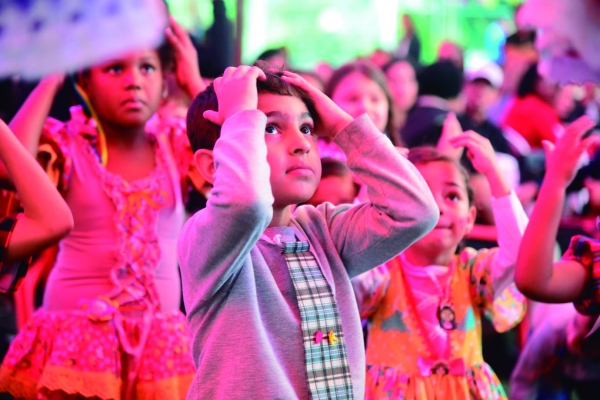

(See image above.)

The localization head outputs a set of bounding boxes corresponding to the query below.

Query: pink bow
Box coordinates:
[417,357,466,377]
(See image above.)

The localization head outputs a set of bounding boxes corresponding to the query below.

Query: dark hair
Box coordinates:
[157,39,176,72]
[417,60,463,100]
[256,47,287,63]
[324,60,400,146]
[517,62,540,98]
[186,62,318,152]
[321,157,351,179]
[407,146,474,205]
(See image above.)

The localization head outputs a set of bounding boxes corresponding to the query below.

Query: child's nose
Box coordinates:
[124,69,143,88]
[289,130,312,154]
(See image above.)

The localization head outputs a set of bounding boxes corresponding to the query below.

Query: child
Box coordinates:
[0,18,202,399]
[514,116,600,322]
[320,60,400,161]
[353,133,529,399]
[178,65,439,399]
[305,158,359,207]
[0,119,73,292]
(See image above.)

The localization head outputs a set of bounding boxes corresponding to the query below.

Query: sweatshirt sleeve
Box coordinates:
[489,191,529,296]
[465,192,528,332]
[177,110,273,303]
[317,114,439,278]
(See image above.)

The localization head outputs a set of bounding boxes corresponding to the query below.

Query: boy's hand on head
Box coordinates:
[203,66,267,126]
[543,116,598,188]
[437,113,464,160]
[165,16,205,98]
[279,70,353,140]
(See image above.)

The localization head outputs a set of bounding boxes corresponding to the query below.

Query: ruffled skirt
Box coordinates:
[364,362,507,400]
[0,309,195,399]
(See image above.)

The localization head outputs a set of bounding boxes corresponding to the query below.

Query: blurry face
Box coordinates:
[536,76,559,104]
[258,94,322,208]
[82,49,163,128]
[410,161,475,255]
[385,61,418,112]
[306,174,357,206]
[331,72,389,132]
[464,80,498,115]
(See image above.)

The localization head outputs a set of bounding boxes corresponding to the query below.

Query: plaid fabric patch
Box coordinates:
[281,240,354,400]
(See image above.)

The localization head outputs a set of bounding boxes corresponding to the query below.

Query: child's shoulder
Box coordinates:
[43,106,94,142]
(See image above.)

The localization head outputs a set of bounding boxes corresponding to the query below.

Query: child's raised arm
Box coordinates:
[165,16,206,99]
[8,75,64,156]
[0,120,73,263]
[515,116,598,302]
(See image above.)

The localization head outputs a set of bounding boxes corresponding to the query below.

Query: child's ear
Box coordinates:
[465,204,477,234]
[193,149,216,185]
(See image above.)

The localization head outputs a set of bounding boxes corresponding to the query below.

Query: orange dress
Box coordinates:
[354,248,526,399]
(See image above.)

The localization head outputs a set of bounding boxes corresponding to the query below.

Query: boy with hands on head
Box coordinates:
[178,64,439,399]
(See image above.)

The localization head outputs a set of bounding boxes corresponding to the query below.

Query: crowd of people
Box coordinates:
[0,2,599,399]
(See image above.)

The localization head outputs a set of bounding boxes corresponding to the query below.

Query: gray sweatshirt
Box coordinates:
[177,110,438,399]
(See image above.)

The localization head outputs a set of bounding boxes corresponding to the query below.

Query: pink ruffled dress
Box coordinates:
[0,107,196,399]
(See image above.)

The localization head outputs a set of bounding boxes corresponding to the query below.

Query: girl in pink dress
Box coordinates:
[0,18,204,399]
[0,119,72,293]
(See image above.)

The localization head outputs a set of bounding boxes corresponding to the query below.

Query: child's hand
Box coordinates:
[543,116,598,188]
[279,70,353,140]
[203,66,267,126]
[449,131,496,175]
[165,16,205,99]
[449,130,511,198]
[437,113,464,160]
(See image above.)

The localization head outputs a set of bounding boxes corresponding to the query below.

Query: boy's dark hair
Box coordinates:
[407,146,474,205]
[324,60,400,146]
[186,62,318,153]
[321,157,351,179]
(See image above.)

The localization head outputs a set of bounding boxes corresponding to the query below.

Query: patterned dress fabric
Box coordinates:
[0,107,195,399]
[355,247,526,399]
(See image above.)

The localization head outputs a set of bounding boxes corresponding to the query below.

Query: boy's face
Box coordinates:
[258,93,322,208]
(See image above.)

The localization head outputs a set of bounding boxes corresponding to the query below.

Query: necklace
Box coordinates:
[402,253,456,330]
[425,267,457,331]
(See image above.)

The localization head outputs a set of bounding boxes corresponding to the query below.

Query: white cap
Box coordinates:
[466,62,504,89]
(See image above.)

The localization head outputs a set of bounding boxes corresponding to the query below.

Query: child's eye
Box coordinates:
[265,124,279,135]
[447,192,461,202]
[105,65,123,74]
[141,64,157,73]
[300,124,314,135]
